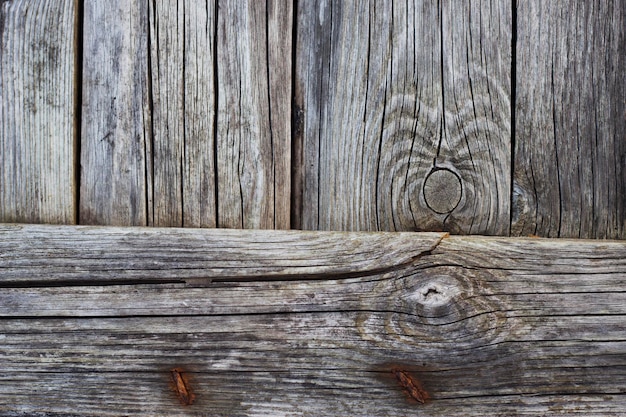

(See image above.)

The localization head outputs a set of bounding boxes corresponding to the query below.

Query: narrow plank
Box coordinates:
[294,1,511,234]
[80,0,151,226]
[148,0,216,227]
[513,1,626,238]
[217,0,291,229]
[0,0,76,224]
[1,226,625,415]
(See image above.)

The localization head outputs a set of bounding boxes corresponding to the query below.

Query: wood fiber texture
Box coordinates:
[80,0,290,229]
[1,225,625,416]
[294,0,511,234]
[513,0,626,238]
[0,0,77,224]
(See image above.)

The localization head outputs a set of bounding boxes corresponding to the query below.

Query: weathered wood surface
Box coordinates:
[293,0,511,234]
[148,0,217,227]
[80,0,290,229]
[1,225,625,416]
[217,0,292,229]
[513,1,626,239]
[80,0,151,226]
[1,0,625,238]
[0,0,77,224]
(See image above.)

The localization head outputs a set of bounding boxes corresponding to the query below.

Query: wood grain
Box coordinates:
[80,0,151,226]
[294,0,511,234]
[0,0,77,224]
[1,225,625,415]
[148,0,217,227]
[80,0,290,229]
[217,0,291,229]
[513,1,626,238]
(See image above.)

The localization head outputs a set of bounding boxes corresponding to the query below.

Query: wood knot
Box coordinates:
[423,168,462,214]
[357,266,508,350]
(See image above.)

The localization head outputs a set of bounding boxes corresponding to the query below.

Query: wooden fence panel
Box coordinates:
[1,225,625,415]
[294,0,511,234]
[0,0,77,224]
[80,0,290,229]
[513,1,626,239]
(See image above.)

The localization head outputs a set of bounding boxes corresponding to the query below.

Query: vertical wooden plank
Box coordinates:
[182,0,217,228]
[82,0,290,229]
[217,0,291,229]
[148,0,216,227]
[80,0,150,226]
[514,1,626,239]
[0,0,76,224]
[294,0,511,234]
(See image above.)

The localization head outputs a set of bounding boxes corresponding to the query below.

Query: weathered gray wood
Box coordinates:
[513,1,626,239]
[294,1,511,234]
[1,225,625,415]
[148,0,217,227]
[0,0,77,224]
[217,0,291,229]
[0,224,443,283]
[81,0,290,229]
[80,0,151,226]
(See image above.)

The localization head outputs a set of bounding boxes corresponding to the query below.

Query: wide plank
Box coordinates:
[513,1,626,238]
[294,0,511,234]
[1,225,625,415]
[0,0,77,224]
[80,0,290,229]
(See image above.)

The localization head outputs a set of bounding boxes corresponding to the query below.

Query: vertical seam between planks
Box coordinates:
[510,0,517,236]
[181,0,186,227]
[74,0,84,224]
[289,0,298,229]
[265,0,275,228]
[213,0,219,227]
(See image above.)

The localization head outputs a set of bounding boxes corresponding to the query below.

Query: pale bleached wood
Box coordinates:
[0,0,76,224]
[0,225,625,415]
[217,0,291,229]
[294,1,511,234]
[80,0,151,226]
[513,1,626,238]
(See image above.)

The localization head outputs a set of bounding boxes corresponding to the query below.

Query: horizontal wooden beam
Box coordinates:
[0,225,625,415]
